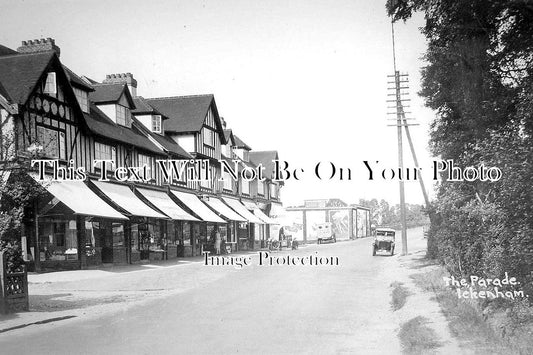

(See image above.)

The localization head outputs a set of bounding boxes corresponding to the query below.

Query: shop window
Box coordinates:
[112,223,124,246]
[38,218,78,261]
[182,221,191,246]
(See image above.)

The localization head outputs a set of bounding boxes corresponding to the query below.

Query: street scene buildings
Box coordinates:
[0,38,293,271]
[1,1,532,354]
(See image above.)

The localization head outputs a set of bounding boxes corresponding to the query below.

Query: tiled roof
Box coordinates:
[145,94,214,133]
[130,115,191,159]
[0,45,17,57]
[90,83,131,105]
[84,102,163,155]
[233,134,252,150]
[0,51,54,104]
[63,65,93,91]
[223,129,233,143]
[132,96,167,119]
[249,150,279,180]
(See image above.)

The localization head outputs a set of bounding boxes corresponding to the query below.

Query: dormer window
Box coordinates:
[151,115,162,133]
[73,87,89,113]
[116,105,131,127]
[43,72,57,95]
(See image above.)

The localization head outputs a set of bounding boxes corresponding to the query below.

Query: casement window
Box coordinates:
[223,171,233,191]
[36,125,65,159]
[73,87,89,113]
[94,142,116,162]
[151,115,162,133]
[258,181,265,196]
[242,179,250,195]
[269,183,277,199]
[43,72,57,95]
[242,150,249,162]
[138,154,154,180]
[203,127,215,147]
[116,105,131,127]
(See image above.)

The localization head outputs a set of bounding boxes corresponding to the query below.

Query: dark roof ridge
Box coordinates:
[145,93,214,101]
[0,50,55,59]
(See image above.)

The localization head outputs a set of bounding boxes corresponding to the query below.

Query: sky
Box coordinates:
[1,0,436,207]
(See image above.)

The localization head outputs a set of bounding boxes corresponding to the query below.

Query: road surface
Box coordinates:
[0,231,422,354]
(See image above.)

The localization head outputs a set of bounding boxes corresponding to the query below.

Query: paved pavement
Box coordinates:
[0,227,458,354]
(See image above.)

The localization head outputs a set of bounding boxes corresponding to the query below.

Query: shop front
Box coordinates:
[90,181,168,263]
[203,196,247,253]
[136,187,199,259]
[28,177,128,271]
[169,190,225,256]
[222,197,264,251]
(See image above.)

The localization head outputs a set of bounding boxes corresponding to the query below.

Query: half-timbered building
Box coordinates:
[0,38,285,271]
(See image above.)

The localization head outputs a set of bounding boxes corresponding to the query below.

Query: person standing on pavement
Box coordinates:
[215,229,222,255]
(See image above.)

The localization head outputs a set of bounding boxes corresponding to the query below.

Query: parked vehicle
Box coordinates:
[317,222,336,244]
[372,228,395,256]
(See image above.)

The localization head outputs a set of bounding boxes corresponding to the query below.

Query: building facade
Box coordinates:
[0,38,285,271]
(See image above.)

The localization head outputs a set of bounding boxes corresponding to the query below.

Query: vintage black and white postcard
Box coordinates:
[0,1,531,354]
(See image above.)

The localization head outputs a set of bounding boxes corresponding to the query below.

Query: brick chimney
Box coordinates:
[103,73,138,97]
[17,38,61,57]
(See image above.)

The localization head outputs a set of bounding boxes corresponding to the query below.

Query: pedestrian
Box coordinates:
[215,229,221,255]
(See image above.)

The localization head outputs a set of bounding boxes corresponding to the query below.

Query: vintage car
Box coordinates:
[317,222,336,244]
[372,228,395,256]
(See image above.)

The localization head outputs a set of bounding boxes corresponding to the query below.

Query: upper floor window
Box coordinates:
[242,180,250,195]
[203,127,215,147]
[36,125,65,159]
[43,72,57,96]
[94,142,116,166]
[258,181,265,196]
[151,115,162,133]
[116,105,131,127]
[73,87,89,113]
[269,183,278,199]
[138,154,154,181]
[223,171,233,191]
[242,150,249,162]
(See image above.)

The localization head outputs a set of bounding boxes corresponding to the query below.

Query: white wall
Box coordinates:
[97,104,116,124]
[136,114,152,131]
[171,134,195,153]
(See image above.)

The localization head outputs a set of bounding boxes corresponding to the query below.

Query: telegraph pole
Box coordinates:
[389,21,408,255]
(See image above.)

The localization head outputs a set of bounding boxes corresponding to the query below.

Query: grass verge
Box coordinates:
[391,281,411,311]
[398,316,441,354]
[410,264,530,354]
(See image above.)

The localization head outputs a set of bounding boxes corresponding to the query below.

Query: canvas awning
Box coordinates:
[253,208,278,224]
[241,200,277,224]
[170,190,225,223]
[222,197,264,224]
[137,188,198,221]
[204,197,247,222]
[30,175,127,220]
[92,181,167,219]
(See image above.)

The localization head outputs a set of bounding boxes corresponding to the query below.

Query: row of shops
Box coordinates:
[24,176,280,271]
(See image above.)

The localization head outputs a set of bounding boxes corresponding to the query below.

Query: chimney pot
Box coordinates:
[21,41,27,46]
